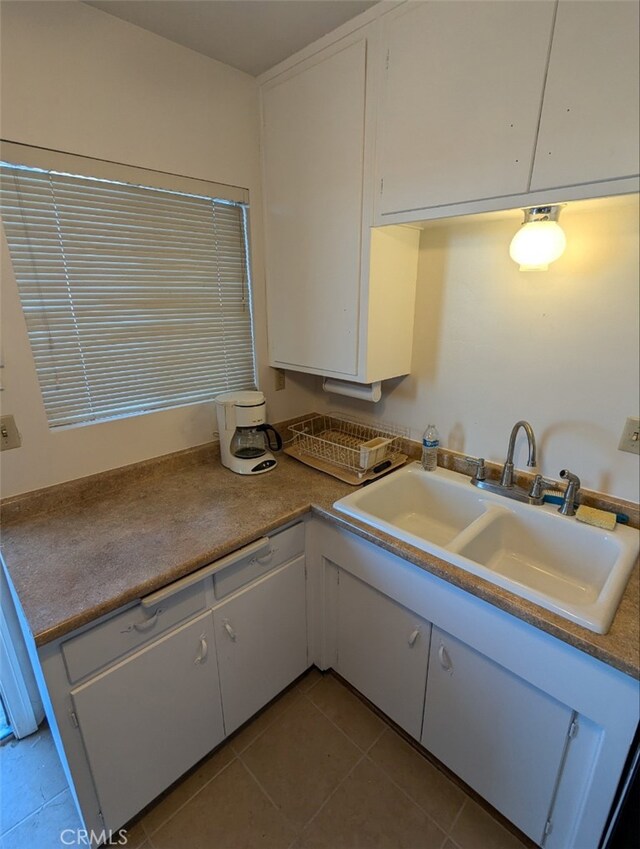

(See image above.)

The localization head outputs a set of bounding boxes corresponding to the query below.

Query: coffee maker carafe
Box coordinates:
[215,390,282,475]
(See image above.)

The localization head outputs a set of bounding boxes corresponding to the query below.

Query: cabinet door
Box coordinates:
[531,0,640,190]
[213,556,308,735]
[262,37,366,376]
[422,627,573,844]
[336,568,430,739]
[377,1,555,215]
[71,611,224,830]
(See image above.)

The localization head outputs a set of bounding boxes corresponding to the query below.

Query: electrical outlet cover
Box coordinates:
[618,416,640,455]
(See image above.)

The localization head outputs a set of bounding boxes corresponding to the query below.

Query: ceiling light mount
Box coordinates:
[509,204,567,271]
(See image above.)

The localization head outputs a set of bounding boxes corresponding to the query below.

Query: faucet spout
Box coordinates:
[500,421,537,487]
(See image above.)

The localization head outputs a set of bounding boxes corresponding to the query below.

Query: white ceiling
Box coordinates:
[83,1,378,77]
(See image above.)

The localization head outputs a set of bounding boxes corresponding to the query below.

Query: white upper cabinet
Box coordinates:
[262,38,366,377]
[376,1,556,218]
[259,0,639,380]
[530,0,640,191]
[261,28,420,383]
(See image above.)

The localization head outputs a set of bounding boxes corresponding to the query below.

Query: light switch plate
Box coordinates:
[0,415,22,451]
[618,416,640,455]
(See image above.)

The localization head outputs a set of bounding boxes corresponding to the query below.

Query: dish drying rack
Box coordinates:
[285,414,409,484]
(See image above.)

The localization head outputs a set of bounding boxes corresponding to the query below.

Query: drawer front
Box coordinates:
[62,579,206,683]
[214,522,304,599]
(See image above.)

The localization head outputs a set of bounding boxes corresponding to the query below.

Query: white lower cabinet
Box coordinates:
[70,610,224,830]
[213,556,308,735]
[29,524,308,841]
[422,627,574,845]
[335,568,430,740]
[24,518,638,849]
[312,519,639,849]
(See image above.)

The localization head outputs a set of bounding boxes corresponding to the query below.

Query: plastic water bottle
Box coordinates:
[421,424,439,471]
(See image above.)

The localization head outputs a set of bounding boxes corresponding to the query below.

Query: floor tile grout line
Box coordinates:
[234,681,375,841]
[145,830,159,849]
[320,678,529,847]
[287,750,369,849]
[0,786,72,839]
[441,828,464,849]
[303,689,386,756]
[363,722,388,754]
[360,750,450,841]
[446,796,468,839]
[0,787,67,839]
[304,682,460,838]
[366,726,469,838]
[0,754,69,838]
[140,756,238,839]
[140,673,320,839]
[230,690,304,756]
[235,750,304,836]
[296,670,324,696]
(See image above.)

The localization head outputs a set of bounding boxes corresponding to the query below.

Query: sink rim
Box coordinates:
[333,462,639,634]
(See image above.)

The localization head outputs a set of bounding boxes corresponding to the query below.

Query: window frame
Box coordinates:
[0,141,257,429]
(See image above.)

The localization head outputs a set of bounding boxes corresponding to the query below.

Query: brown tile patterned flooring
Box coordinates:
[0,668,534,849]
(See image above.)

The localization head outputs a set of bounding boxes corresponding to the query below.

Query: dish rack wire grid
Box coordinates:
[288,414,409,475]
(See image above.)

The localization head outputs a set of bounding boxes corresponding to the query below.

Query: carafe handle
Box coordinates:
[258,424,283,451]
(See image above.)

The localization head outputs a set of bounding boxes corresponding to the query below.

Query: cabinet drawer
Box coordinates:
[213,522,304,599]
[62,579,206,683]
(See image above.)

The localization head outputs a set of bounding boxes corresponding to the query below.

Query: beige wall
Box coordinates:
[0,1,316,497]
[1,2,638,503]
[320,195,640,502]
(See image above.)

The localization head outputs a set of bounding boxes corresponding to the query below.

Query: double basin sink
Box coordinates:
[333,463,639,634]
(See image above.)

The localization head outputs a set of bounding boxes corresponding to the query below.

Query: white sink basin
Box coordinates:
[337,462,489,546]
[333,463,639,634]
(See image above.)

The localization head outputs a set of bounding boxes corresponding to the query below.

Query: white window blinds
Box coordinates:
[0,157,256,427]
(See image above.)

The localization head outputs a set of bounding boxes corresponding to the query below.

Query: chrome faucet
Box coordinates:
[465,423,582,514]
[559,469,580,516]
[500,421,537,487]
[465,421,540,505]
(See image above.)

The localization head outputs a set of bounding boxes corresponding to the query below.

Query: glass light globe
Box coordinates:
[509,219,567,271]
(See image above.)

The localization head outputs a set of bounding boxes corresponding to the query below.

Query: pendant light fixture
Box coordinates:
[509,205,566,271]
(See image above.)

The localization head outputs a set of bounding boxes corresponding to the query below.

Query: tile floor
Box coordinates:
[0,668,534,849]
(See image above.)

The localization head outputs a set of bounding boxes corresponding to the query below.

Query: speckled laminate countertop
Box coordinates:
[1,446,638,678]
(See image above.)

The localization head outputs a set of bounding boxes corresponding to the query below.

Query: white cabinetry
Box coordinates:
[374,0,639,223]
[213,556,308,735]
[376,1,555,217]
[423,627,574,845]
[311,518,639,849]
[335,568,430,739]
[71,610,224,830]
[27,523,308,839]
[14,512,638,849]
[530,0,640,191]
[261,29,420,382]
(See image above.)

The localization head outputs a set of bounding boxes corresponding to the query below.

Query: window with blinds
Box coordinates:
[0,153,256,428]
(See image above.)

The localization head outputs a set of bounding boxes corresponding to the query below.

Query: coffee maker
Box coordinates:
[215,390,282,475]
